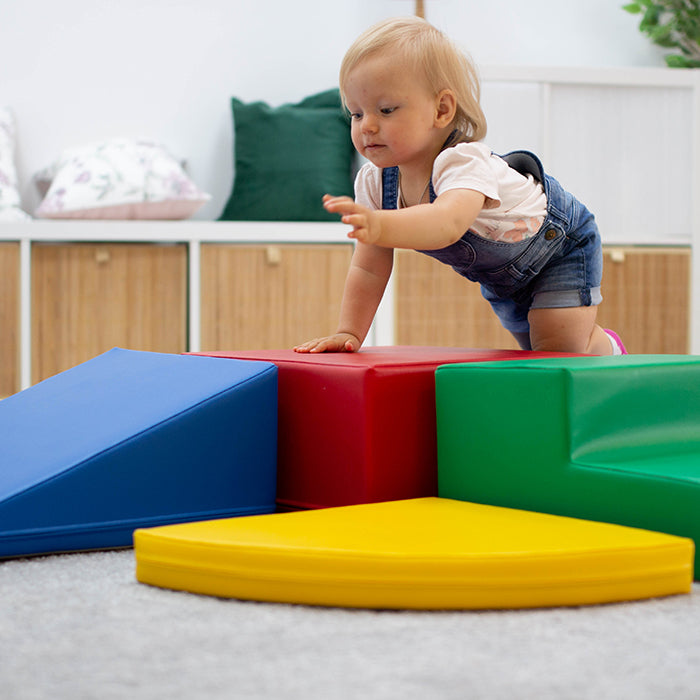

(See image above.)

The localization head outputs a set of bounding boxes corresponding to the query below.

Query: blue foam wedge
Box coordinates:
[0,348,277,557]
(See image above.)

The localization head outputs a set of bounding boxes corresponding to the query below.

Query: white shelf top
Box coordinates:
[0,221,351,245]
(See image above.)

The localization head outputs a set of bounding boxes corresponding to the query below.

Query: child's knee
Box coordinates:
[528,306,598,353]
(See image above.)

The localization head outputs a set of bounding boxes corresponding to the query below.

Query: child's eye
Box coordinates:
[380,107,397,115]
[349,112,362,121]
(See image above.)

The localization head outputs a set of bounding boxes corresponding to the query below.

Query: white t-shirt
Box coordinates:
[354,142,548,243]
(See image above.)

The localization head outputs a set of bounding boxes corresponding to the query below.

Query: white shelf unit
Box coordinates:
[2,66,699,390]
[0,221,352,390]
[477,65,700,351]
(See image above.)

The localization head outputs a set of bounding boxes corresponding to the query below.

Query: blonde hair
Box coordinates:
[339,16,487,143]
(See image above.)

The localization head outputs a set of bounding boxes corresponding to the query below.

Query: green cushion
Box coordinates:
[435,355,700,575]
[219,89,354,222]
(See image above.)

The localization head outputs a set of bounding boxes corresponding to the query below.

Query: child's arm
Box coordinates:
[322,188,486,249]
[294,242,393,353]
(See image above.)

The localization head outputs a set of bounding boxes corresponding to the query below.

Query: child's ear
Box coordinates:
[435,89,457,127]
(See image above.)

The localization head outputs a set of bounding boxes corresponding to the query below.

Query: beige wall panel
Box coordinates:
[597,248,689,355]
[201,244,353,351]
[0,243,19,398]
[32,243,187,383]
[395,247,690,355]
[394,250,519,350]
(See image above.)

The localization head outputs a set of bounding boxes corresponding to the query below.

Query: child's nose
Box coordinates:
[361,115,378,133]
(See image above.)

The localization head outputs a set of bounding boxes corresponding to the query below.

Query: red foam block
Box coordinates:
[192,347,573,509]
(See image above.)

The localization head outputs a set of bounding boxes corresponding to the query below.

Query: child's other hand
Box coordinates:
[293,332,360,353]
[323,194,381,244]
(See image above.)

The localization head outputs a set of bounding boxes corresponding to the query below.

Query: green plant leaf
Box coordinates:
[625,0,700,67]
[640,5,662,30]
[649,23,675,45]
[665,54,692,67]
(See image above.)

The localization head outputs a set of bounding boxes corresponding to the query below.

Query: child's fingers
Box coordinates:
[341,213,366,228]
[322,195,374,242]
[294,333,358,354]
[323,194,357,213]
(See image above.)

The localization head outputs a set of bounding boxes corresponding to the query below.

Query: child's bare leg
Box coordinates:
[528,306,612,354]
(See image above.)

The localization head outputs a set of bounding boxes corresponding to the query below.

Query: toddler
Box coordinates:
[294,16,626,356]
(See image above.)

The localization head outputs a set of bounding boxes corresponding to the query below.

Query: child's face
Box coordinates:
[343,53,445,172]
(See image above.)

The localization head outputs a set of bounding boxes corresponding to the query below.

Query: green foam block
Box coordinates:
[436,355,700,575]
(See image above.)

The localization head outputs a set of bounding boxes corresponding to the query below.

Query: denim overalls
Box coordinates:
[381,150,603,335]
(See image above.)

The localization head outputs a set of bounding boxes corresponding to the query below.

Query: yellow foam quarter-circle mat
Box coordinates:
[134,498,693,610]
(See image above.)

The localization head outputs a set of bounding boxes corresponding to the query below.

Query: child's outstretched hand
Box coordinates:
[294,332,361,354]
[323,194,381,244]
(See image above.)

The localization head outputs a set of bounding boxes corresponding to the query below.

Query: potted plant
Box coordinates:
[623,1,700,67]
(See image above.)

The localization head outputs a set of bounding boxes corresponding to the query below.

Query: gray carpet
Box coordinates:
[1,549,699,700]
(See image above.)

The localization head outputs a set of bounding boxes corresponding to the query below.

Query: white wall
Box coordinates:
[0,0,666,219]
[427,0,665,68]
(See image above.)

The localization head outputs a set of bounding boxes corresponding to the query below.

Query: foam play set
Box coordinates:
[1,346,697,609]
[436,355,700,573]
[0,348,277,557]
[134,497,692,610]
[191,347,573,509]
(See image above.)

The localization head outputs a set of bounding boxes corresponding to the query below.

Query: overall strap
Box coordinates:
[382,167,437,208]
[499,151,544,185]
[381,167,399,210]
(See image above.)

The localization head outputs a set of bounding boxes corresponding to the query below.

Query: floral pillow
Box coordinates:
[34,138,211,220]
[0,107,31,221]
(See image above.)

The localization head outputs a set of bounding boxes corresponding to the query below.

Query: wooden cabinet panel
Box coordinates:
[596,247,689,354]
[0,242,19,398]
[395,247,690,354]
[15,239,690,391]
[394,250,519,349]
[201,244,353,351]
[32,243,187,383]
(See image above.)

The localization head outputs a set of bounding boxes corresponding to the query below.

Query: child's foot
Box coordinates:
[604,329,628,355]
